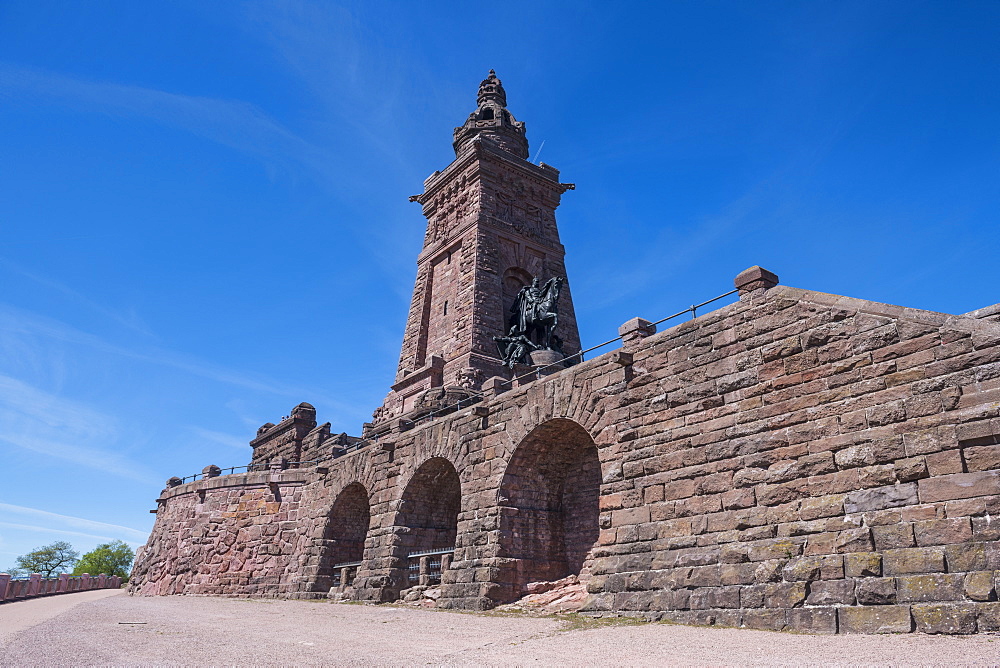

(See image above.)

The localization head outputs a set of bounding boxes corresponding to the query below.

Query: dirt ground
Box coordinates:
[2,591,999,666]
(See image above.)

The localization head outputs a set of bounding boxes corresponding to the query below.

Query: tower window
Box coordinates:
[444,301,449,316]
[482,108,494,121]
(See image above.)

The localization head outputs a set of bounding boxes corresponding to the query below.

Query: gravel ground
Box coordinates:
[2,592,999,666]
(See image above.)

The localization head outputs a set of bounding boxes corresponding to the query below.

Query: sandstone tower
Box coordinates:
[370,71,581,427]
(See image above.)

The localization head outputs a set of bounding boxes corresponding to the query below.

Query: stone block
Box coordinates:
[945,543,986,572]
[741,608,788,631]
[883,547,945,575]
[749,539,801,562]
[844,483,917,514]
[911,603,977,634]
[872,524,915,550]
[925,450,964,476]
[895,457,929,482]
[855,577,896,605]
[734,266,779,295]
[764,582,807,608]
[913,517,972,546]
[838,605,913,634]
[964,445,1000,473]
[963,571,995,601]
[836,528,874,553]
[976,602,1000,631]
[806,579,855,606]
[787,607,838,634]
[845,552,882,578]
[896,574,964,602]
[781,556,823,582]
[919,471,1000,503]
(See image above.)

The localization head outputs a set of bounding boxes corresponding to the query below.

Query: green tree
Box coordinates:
[72,540,135,581]
[11,541,80,578]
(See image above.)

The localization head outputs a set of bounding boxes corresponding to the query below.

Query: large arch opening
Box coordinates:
[397,457,462,554]
[497,418,601,601]
[319,482,370,591]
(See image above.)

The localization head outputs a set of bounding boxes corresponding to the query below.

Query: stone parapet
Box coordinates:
[132,280,1000,633]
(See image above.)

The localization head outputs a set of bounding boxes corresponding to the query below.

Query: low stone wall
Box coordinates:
[133,277,1000,633]
[0,573,122,602]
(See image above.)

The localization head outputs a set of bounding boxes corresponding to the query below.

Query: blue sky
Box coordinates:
[1,0,998,571]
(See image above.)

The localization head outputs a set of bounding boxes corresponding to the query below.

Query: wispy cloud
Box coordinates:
[0,303,316,398]
[0,503,147,545]
[0,258,155,339]
[0,374,155,482]
[190,427,249,451]
[0,61,337,184]
[0,303,375,427]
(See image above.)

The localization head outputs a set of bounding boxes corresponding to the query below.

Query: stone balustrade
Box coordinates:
[0,572,122,603]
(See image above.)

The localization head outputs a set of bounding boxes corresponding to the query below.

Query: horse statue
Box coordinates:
[508,276,564,350]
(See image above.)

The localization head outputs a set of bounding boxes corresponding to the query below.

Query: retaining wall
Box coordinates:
[132,279,1000,633]
[0,573,122,603]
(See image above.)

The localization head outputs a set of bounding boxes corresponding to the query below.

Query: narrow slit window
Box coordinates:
[443,300,448,316]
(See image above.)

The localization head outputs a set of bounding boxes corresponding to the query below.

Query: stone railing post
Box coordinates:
[441,553,452,573]
[57,573,69,593]
[97,574,107,588]
[734,265,779,297]
[0,573,9,602]
[419,556,430,587]
[339,567,350,593]
[80,573,91,590]
[28,573,41,597]
[481,376,507,398]
[618,317,656,351]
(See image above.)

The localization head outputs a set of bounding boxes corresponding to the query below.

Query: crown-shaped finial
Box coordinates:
[477,70,507,107]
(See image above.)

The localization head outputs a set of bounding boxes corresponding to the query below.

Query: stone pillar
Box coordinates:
[481,376,508,398]
[419,556,430,587]
[0,573,9,602]
[97,574,107,588]
[58,573,69,593]
[28,573,41,597]
[618,318,656,350]
[734,265,779,297]
[339,567,350,593]
[81,573,91,590]
[441,553,452,573]
[202,464,222,480]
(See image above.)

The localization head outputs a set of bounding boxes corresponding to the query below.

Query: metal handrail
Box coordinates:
[407,547,455,558]
[174,460,323,485]
[407,287,740,427]
[166,288,739,483]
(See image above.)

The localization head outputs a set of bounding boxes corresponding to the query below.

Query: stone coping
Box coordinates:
[158,468,312,502]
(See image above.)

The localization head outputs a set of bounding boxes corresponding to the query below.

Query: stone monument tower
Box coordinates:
[369,71,581,428]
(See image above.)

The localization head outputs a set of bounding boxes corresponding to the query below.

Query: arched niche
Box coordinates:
[496,418,601,601]
[501,267,534,331]
[319,482,371,590]
[397,457,462,555]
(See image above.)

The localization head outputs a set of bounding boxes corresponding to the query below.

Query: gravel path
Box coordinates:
[1,593,999,666]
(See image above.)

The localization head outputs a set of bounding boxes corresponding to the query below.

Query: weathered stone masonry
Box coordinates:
[132,275,1000,633]
[131,71,1000,634]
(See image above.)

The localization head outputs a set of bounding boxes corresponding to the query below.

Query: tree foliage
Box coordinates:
[11,541,80,578]
[72,540,135,580]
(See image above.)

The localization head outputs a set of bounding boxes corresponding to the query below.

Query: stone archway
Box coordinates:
[397,457,462,555]
[496,418,601,602]
[319,482,370,592]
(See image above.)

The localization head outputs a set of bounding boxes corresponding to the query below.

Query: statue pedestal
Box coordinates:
[529,349,565,375]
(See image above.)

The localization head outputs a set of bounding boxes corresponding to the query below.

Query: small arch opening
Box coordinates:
[318,482,371,590]
[497,419,601,601]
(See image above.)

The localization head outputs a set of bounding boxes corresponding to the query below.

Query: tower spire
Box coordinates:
[453,70,528,159]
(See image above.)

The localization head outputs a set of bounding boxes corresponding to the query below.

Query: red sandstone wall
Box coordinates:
[133,282,1000,633]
